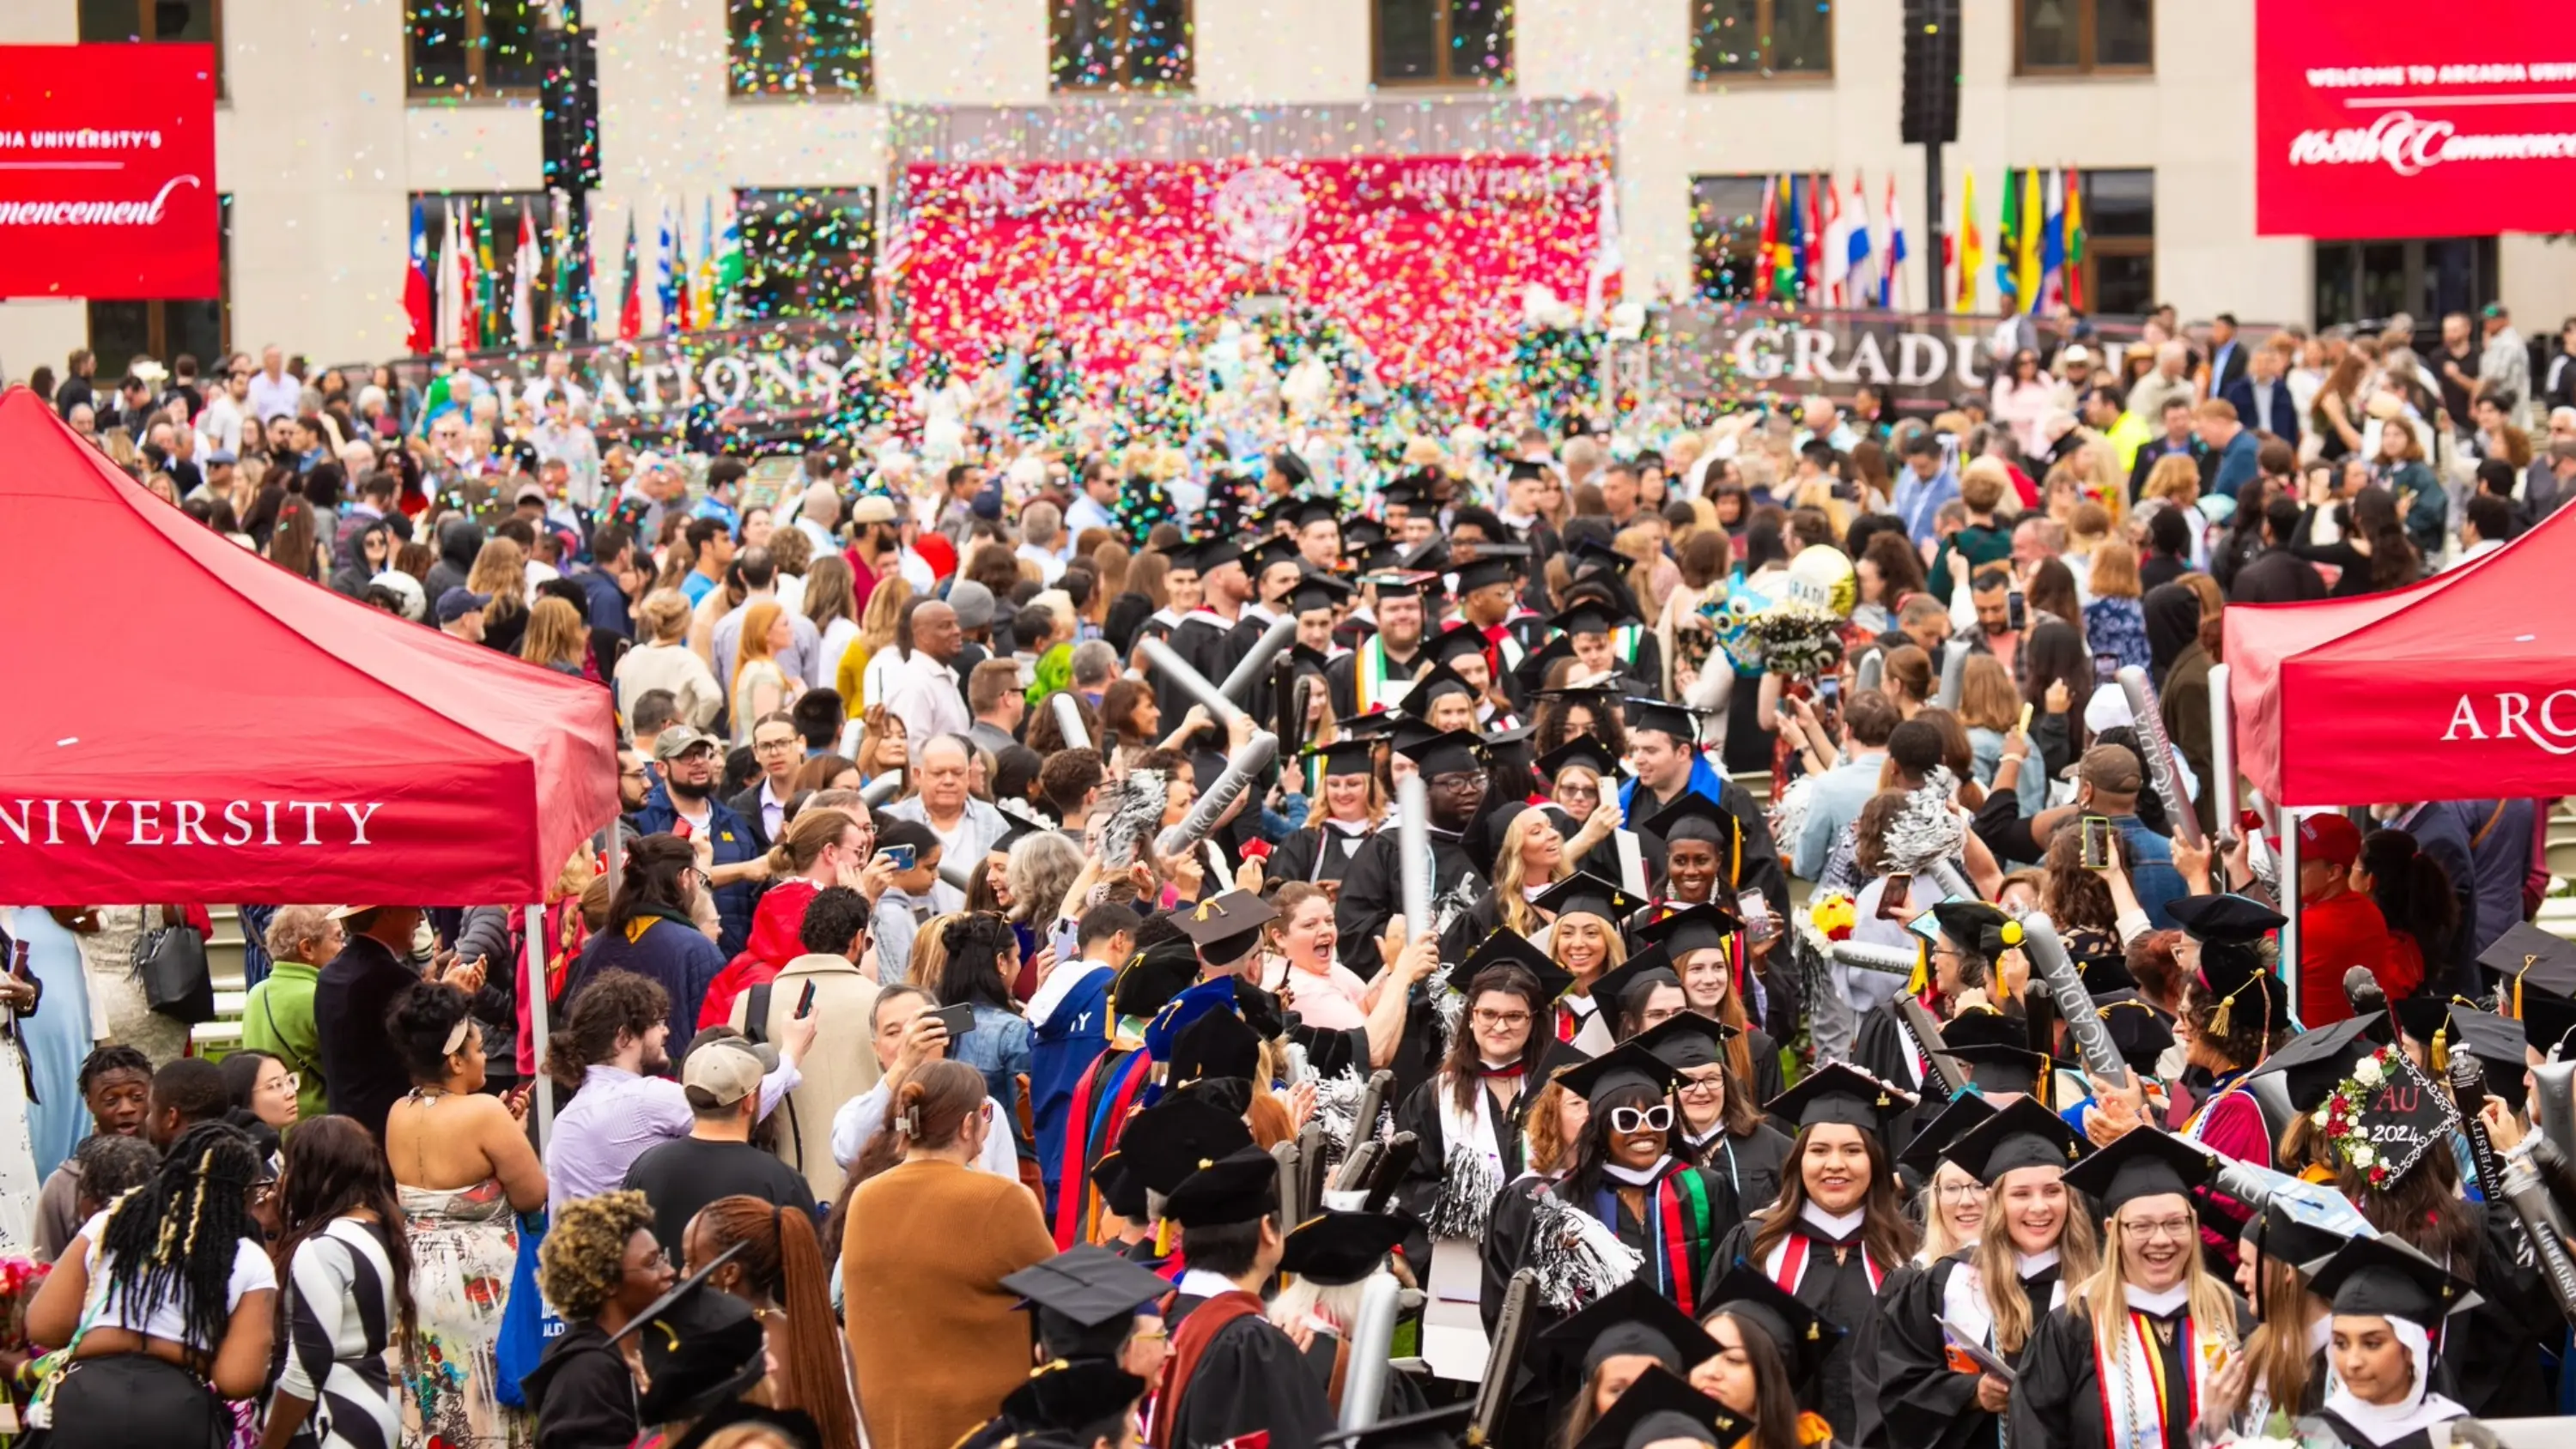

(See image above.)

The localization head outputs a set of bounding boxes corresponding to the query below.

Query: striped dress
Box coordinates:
[276,1216,403,1449]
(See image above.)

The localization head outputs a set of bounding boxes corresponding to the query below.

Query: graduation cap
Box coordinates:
[1943,1095,2090,1185]
[1364,570,1441,600]
[2239,1197,2359,1276]
[1112,931,1200,1022]
[1513,634,1577,693]
[1633,1010,1736,1072]
[1279,1210,1411,1287]
[1533,871,1646,928]
[1549,599,1631,639]
[1763,1062,1913,1134]
[1088,1150,1151,1222]
[989,813,1044,855]
[1001,1245,1176,1360]
[1273,452,1316,489]
[1625,698,1712,748]
[1116,1092,1255,1196]
[1249,535,1308,577]
[1163,1144,1280,1228]
[1453,551,1525,597]
[2091,991,2177,1077]
[2060,1127,2215,1216]
[2068,930,2140,993]
[2188,936,2288,1043]
[1458,928,1577,1006]
[1898,1092,1998,1174]
[2524,987,2576,1061]
[1172,889,1278,968]
[1641,791,1739,852]
[1401,658,1481,711]
[1336,709,1405,741]
[2391,995,2454,1048]
[1301,737,1380,779]
[1394,725,1485,779]
[1704,1263,1844,1388]
[2168,892,2286,944]
[1426,621,1494,668]
[2476,921,2576,1002]
[614,1243,770,1422]
[1554,1040,1680,1106]
[1286,571,1354,617]
[1380,475,1434,512]
[2307,1234,2480,1328]
[1637,901,1741,960]
[1929,900,2025,960]
[1564,534,1632,574]
[1571,1366,1745,1449]
[2251,1012,2391,1114]
[1531,1278,1721,1383]
[1315,1406,1473,1449]
[1401,537,1455,574]
[1168,1007,1262,1088]
[1341,516,1391,551]
[1003,1359,1151,1439]
[2344,1049,2461,1184]
[1590,945,1680,1034]
[1508,458,1552,482]
[1485,723,1538,772]
[1538,736,1625,785]
[1186,537,1248,575]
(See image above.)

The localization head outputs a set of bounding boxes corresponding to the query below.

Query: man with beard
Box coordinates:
[1156,538,1255,726]
[631,726,762,955]
[1327,575,1434,716]
[542,967,808,1216]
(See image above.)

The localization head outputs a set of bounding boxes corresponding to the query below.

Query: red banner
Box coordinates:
[2255,1,2576,239]
[0,45,220,300]
[897,154,1609,400]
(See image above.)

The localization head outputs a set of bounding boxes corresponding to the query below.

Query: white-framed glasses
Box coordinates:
[1608,1104,1675,1134]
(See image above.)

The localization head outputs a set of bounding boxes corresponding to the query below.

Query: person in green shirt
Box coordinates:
[240,904,336,1125]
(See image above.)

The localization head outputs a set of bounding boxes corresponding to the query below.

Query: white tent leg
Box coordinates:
[525,903,555,1149]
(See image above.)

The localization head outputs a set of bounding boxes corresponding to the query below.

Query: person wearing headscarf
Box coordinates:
[2300,1237,2477,1449]
[2143,582,2215,835]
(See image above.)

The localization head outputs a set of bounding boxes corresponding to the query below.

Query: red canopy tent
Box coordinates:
[0,385,617,906]
[2224,495,2576,810]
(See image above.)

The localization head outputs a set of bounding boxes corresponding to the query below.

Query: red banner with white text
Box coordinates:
[2255,0,2576,239]
[896,154,1611,400]
[0,44,220,300]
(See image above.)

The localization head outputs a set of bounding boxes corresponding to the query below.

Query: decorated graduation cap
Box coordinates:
[1285,570,1354,618]
[1167,1007,1262,1088]
[2316,1046,2459,1189]
[2251,1012,2391,1114]
[1001,1245,1176,1361]
[1555,1040,1680,1106]
[1943,1095,2090,1184]
[1533,871,1646,926]
[1459,927,1577,1006]
[1637,901,1742,960]
[1571,1366,1746,1449]
[1930,900,2025,960]
[1538,736,1625,785]
[1704,1262,1845,1388]
[2307,1233,2481,1327]
[1116,1092,1255,1197]
[1172,889,1278,968]
[1763,1062,1913,1134]
[1301,737,1380,778]
[615,1243,769,1422]
[1163,1143,1280,1228]
[2091,991,2178,1076]
[1002,1359,1151,1440]
[1625,698,1712,747]
[2060,1126,2215,1215]
[1280,1210,1411,1287]
[1394,726,1486,779]
[1363,569,1441,600]
[1897,1091,1997,1174]
[1532,1278,1721,1382]
[1633,1010,1736,1072]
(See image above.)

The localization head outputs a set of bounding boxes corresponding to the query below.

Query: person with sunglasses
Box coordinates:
[1636,1013,1792,1218]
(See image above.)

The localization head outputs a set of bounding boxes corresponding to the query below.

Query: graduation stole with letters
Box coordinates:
[2092,1311,2210,1449]
[1595,1162,1722,1316]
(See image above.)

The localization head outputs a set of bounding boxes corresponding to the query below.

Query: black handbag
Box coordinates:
[134,905,216,1024]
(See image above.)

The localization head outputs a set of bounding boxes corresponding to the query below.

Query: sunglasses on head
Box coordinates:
[1608,1104,1674,1134]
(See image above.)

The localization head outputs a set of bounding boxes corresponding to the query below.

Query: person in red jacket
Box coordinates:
[696,805,877,1029]
[2292,813,2407,1025]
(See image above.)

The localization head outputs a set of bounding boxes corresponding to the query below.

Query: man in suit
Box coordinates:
[2204,313,2249,397]
[2221,337,2301,451]
[730,711,803,852]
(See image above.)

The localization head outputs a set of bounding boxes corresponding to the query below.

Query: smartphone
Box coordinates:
[1739,889,1779,943]
[882,844,916,872]
[1817,676,1841,701]
[796,980,818,1018]
[2006,589,2028,632]
[929,1002,976,1040]
[2080,815,2113,870]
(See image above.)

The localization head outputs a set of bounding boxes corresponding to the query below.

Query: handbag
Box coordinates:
[133,906,216,1025]
[492,1210,563,1409]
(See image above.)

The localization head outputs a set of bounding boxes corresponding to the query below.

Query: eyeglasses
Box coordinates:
[1934,1179,1985,1201]
[272,1071,302,1094]
[1607,1104,1675,1134]
[2121,1216,2196,1241]
[1674,1071,1722,1097]
[1471,1009,1531,1028]
[754,737,798,754]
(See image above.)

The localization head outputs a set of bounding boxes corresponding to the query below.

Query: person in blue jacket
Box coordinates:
[1618,697,1789,928]
[564,832,730,1045]
[1028,902,1137,1216]
[630,726,762,956]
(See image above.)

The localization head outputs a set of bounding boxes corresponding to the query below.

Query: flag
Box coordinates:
[715,197,744,323]
[474,203,501,349]
[695,196,720,331]
[1821,176,1852,305]
[1780,176,1805,301]
[1753,178,1777,303]
[1880,173,1908,310]
[2013,168,2044,315]
[1804,176,1825,302]
[617,209,642,342]
[547,193,574,342]
[456,202,483,350]
[1583,173,1625,324]
[2063,169,2087,312]
[1844,173,1875,306]
[655,200,678,335]
[435,201,465,349]
[404,199,434,355]
[511,209,539,349]
[2039,168,2067,313]
[1993,170,2020,309]
[1954,170,1981,313]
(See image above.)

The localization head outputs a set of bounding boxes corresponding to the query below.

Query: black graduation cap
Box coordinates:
[1453,552,1524,597]
[1943,1095,2090,1185]
[1280,1210,1411,1287]
[614,1244,770,1422]
[1553,1040,1679,1106]
[1508,458,1552,482]
[1898,1092,1997,1174]
[1336,709,1404,741]
[1168,1008,1262,1088]
[1002,1358,1151,1437]
[2307,1233,2480,1327]
[1571,1366,1745,1449]
[1341,515,1391,550]
[1113,931,1200,1022]
[2190,937,2288,1040]
[2069,929,2140,992]
[1539,736,1625,785]
[2476,921,2576,1000]
[1249,535,1308,577]
[2091,991,2177,1076]
[1426,622,1492,667]
[2239,1198,2356,1276]
[2391,995,2452,1047]
[1514,634,1577,693]
[1640,791,1739,852]
[1394,726,1485,779]
[2060,1127,2215,1215]
[1704,1263,1844,1387]
[1944,1043,2064,1103]
[1485,723,1538,772]
[1301,737,1380,778]
[1930,900,2024,959]
[1002,1245,1175,1358]
[1314,1406,1473,1449]
[1637,901,1741,959]
[1116,1092,1255,1196]
[1533,871,1645,926]
[1172,889,1279,967]
[1402,657,1480,710]
[1286,571,1354,617]
[2251,1012,2391,1114]
[1402,537,1455,575]
[1531,1279,1721,1383]
[1625,698,1712,748]
[1090,1150,1151,1222]
[2168,892,2286,943]
[1550,599,1631,639]
[1564,534,1631,574]
[1163,1144,1280,1228]
[1633,1010,1735,1071]
[1458,928,1577,1006]
[990,813,1043,855]
[1590,946,1680,1034]
[1182,537,1247,575]
[1273,452,1317,488]
[1763,1062,1913,1134]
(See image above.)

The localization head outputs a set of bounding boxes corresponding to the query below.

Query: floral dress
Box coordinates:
[399,1178,531,1449]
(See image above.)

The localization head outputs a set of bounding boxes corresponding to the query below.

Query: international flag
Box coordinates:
[617,209,642,342]
[1954,170,1981,312]
[1821,178,1849,304]
[547,194,575,341]
[1781,176,1805,301]
[473,203,500,349]
[1803,176,1825,302]
[511,209,539,349]
[1583,173,1624,324]
[1880,173,1908,309]
[1843,173,1875,307]
[404,200,434,355]
[456,202,483,350]
[2039,168,2067,314]
[715,197,744,324]
[1993,170,2020,310]
[694,196,720,331]
[2063,170,2087,312]
[435,201,465,349]
[1753,178,1777,303]
[671,203,695,334]
[655,201,679,335]
[2013,168,2044,315]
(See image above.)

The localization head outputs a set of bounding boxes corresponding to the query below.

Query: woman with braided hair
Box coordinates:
[683,1195,864,1449]
[24,1119,276,1446]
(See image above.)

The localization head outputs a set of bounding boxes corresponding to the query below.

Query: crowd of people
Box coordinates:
[4,295,2576,1449]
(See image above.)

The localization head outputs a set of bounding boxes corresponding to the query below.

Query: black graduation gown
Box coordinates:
[1268,822,1375,888]
[1712,1216,1893,1443]
[1479,1174,1566,1449]
[1685,1119,1793,1217]
[1861,1252,2065,1449]
[1390,1070,1532,1264]
[1169,1312,1337,1449]
[1335,823,1488,981]
[1630,776,1792,927]
[2437,1203,2557,1419]
[1849,1003,1939,1160]
[1571,1165,1745,1314]
[1158,609,1253,726]
[1297,1330,1431,1425]
[2008,1300,2257,1449]
[1325,640,1428,719]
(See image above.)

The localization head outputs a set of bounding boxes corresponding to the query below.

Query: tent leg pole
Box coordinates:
[605,822,625,903]
[525,903,555,1151]
[2277,805,2301,1028]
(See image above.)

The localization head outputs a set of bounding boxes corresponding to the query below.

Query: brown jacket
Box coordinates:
[842,1157,1054,1449]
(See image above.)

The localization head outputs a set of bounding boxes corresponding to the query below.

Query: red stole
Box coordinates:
[1151,1289,1267,1449]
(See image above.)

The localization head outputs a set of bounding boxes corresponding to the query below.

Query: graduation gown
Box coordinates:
[1559,1161,1743,1318]
[2307,1407,2464,1449]
[1164,1294,1337,1449]
[2438,1203,2557,1419]
[1684,1119,1794,1218]
[1391,1067,1534,1263]
[1626,775,1792,926]
[1336,822,1488,981]
[1479,1174,1568,1449]
[2008,1296,2256,1449]
[1848,1001,1943,1159]
[1158,608,1254,726]
[1714,1212,1899,1442]
[1268,820,1376,888]
[1327,635,1428,718]
[1862,1252,2066,1449]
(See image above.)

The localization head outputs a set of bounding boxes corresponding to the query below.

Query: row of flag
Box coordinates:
[1949,167,2087,317]
[1751,173,1911,309]
[1747,167,2090,318]
[403,194,745,355]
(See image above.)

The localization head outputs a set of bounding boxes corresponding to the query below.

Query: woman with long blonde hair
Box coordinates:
[1536,876,1631,1053]
[2009,1129,2246,1449]
[465,534,531,652]
[841,574,912,708]
[731,599,802,743]
[519,596,590,676]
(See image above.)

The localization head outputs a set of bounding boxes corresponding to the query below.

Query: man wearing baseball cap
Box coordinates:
[633,726,762,955]
[622,1034,818,1257]
[2073,743,2187,930]
[2288,812,2405,1025]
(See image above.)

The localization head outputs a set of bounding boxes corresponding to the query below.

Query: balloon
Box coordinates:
[1705,579,1772,676]
[1783,546,1858,619]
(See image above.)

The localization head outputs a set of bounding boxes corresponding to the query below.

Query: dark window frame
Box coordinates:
[405,1,541,100]
[2012,0,2153,77]
[732,186,878,323]
[727,0,874,97]
[1049,0,1194,93]
[1370,0,1514,88]
[78,0,226,97]
[87,192,233,381]
[1688,174,1773,304]
[1692,0,1835,82]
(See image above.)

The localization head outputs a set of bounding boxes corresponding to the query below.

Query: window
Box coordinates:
[735,189,876,321]
[407,0,539,98]
[2015,0,2149,75]
[89,195,232,380]
[1690,176,1771,302]
[413,191,553,348]
[2312,239,2496,331]
[1373,0,1511,87]
[78,0,223,94]
[1051,0,1192,92]
[730,0,872,95]
[1693,0,1832,80]
[2075,168,2153,317]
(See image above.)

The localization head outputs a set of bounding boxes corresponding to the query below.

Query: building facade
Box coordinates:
[4,0,2570,382]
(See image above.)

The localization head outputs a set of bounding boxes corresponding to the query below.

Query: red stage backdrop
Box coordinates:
[0,44,220,300]
[2256,0,2576,239]
[897,154,1609,397]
